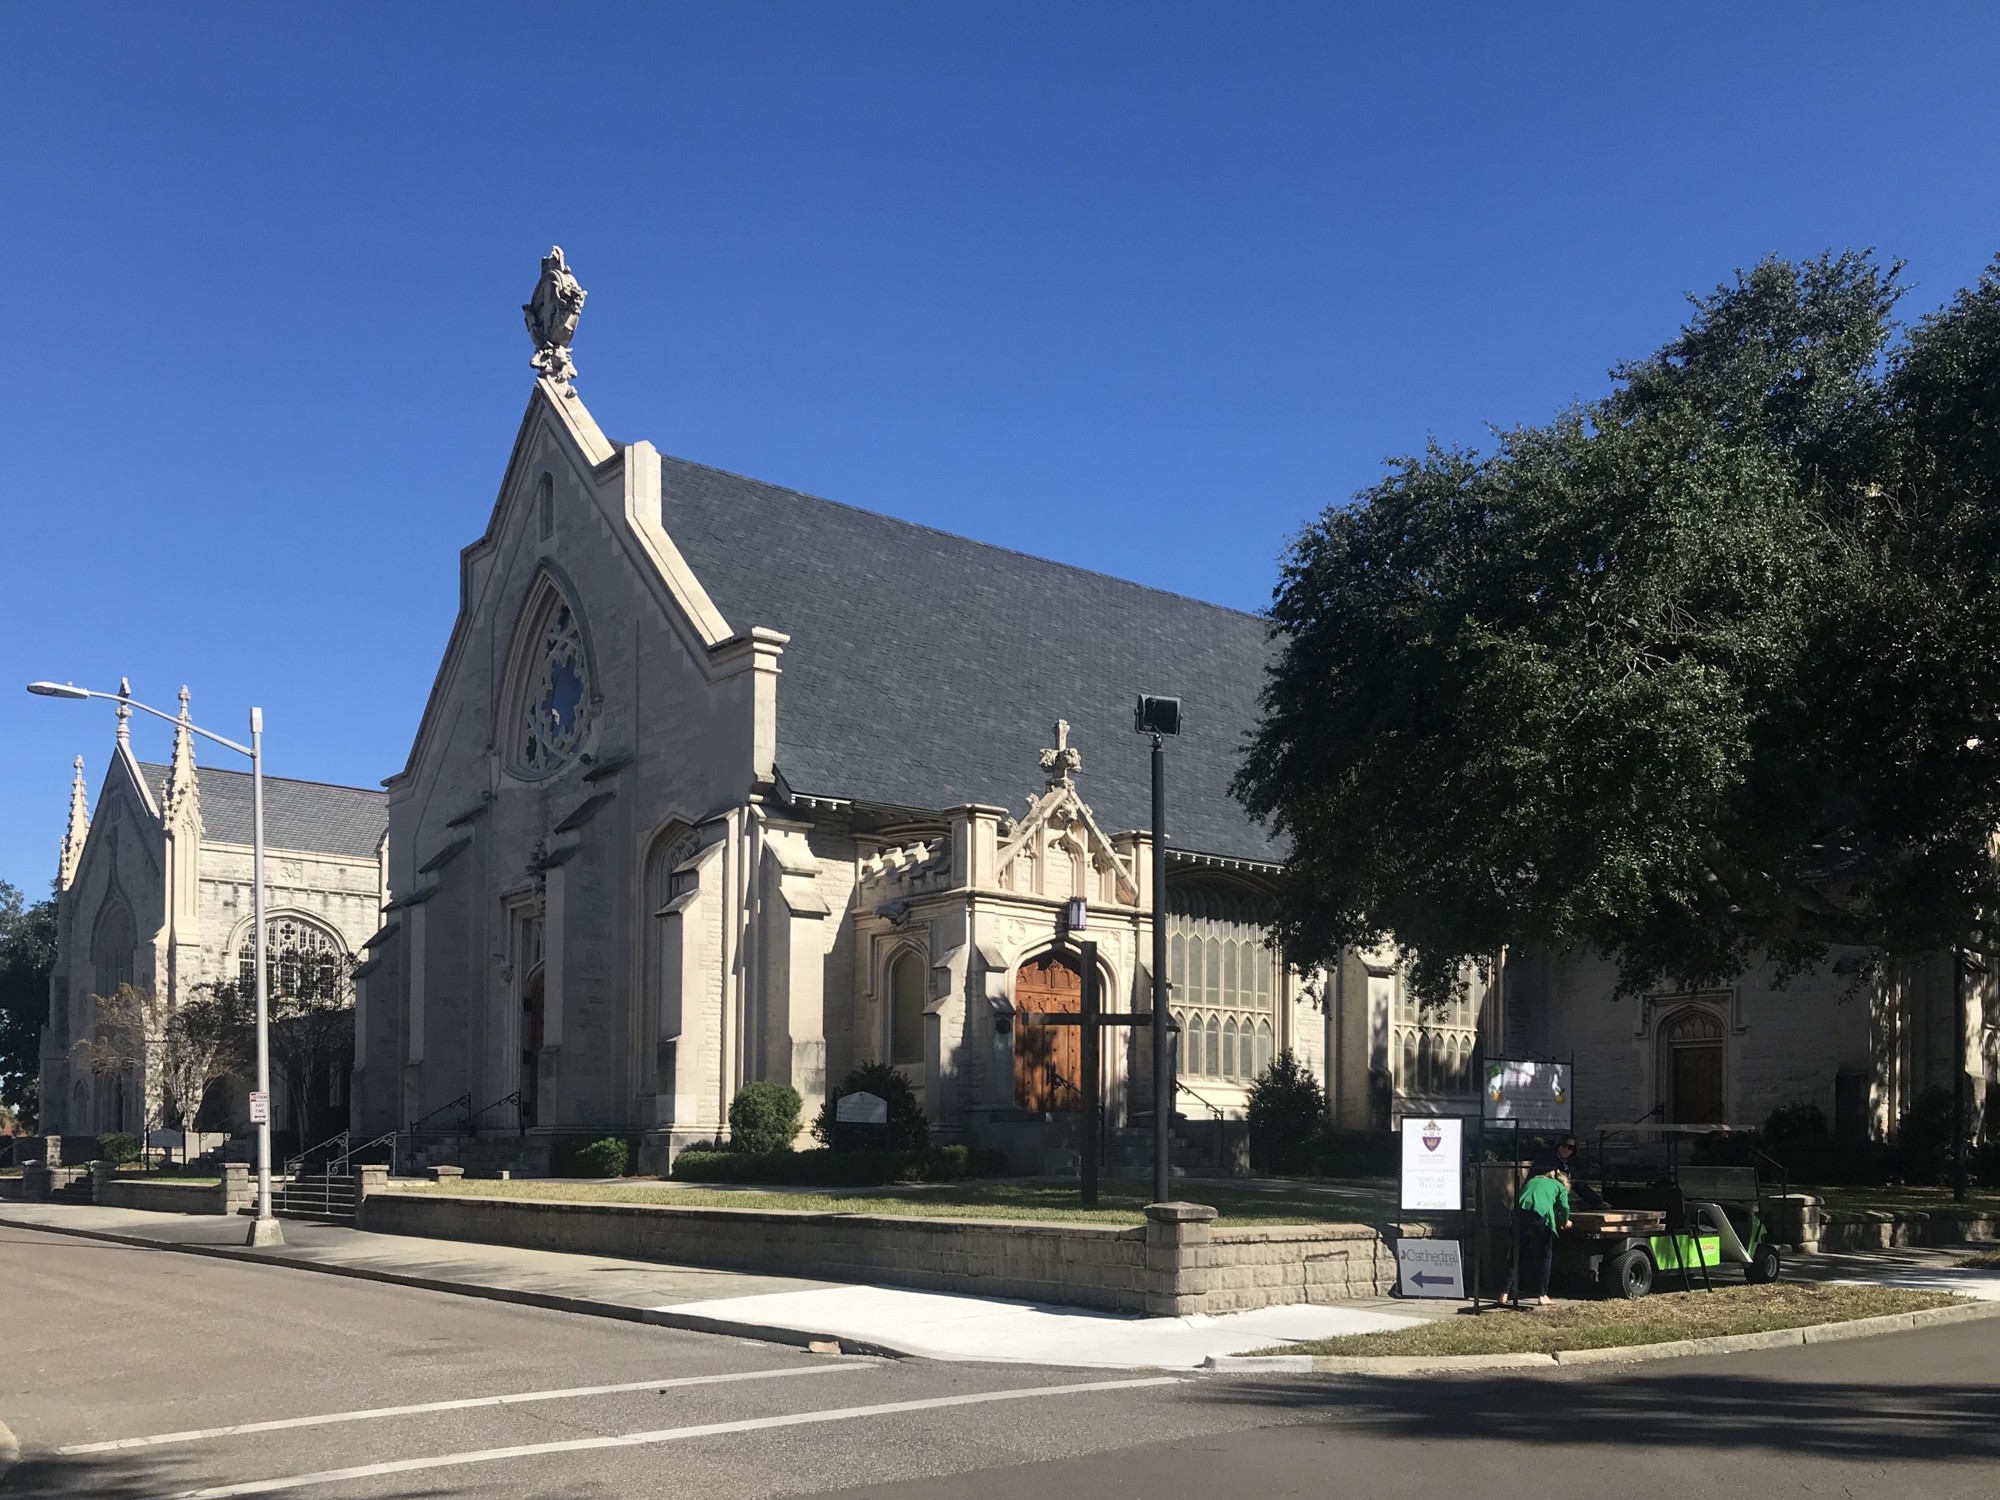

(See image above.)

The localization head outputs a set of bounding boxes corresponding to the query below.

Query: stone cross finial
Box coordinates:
[1038,719,1082,788]
[115,677,132,748]
[524,246,587,385]
[58,756,89,890]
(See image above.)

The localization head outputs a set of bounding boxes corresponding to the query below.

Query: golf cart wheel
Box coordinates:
[1746,1243,1782,1284]
[1602,1248,1655,1300]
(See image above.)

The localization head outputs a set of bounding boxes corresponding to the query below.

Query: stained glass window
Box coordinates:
[512,586,592,777]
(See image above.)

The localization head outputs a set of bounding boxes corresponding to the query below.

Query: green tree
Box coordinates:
[0,881,57,1128]
[1237,250,2000,1002]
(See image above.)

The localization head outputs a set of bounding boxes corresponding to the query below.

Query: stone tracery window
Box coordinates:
[238,916,345,1001]
[506,577,594,778]
[1167,882,1279,1084]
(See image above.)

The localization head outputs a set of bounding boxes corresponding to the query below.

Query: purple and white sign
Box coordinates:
[1398,1115,1464,1212]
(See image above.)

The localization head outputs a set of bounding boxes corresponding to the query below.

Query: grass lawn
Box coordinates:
[1256,1283,1964,1358]
[1956,1249,2000,1269]
[393,1175,1394,1226]
[1809,1186,2000,1216]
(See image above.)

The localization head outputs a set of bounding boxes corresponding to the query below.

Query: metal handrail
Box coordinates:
[466,1090,525,1135]
[331,1128,399,1176]
[285,1129,349,1178]
[404,1093,472,1135]
[1177,1079,1229,1170]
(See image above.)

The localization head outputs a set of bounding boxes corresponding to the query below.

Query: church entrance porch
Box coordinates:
[1014,954,1083,1113]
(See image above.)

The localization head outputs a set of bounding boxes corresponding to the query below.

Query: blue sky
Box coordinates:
[4,4,1999,896]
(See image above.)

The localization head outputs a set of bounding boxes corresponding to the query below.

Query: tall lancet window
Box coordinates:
[505,575,595,779]
[888,949,926,1067]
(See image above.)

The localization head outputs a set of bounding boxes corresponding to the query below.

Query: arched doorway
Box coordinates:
[1014,953,1083,1113]
[1662,1008,1725,1124]
[519,965,545,1128]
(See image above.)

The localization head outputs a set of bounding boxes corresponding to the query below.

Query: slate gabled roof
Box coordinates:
[659,456,1283,861]
[138,763,388,860]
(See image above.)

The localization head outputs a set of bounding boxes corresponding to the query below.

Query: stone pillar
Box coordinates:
[1142,1201,1218,1317]
[88,1160,116,1203]
[1764,1192,1824,1252]
[352,1164,389,1227]
[218,1162,253,1216]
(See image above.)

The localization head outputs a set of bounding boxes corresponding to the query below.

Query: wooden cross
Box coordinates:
[1015,938,1159,1205]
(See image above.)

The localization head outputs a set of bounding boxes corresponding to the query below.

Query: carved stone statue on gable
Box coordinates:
[524,246,587,384]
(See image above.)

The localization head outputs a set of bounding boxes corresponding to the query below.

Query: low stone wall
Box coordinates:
[360,1190,1401,1314]
[86,1162,254,1216]
[1816,1209,2000,1252]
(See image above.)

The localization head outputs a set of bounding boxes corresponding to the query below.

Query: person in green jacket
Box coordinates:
[1504,1167,1572,1307]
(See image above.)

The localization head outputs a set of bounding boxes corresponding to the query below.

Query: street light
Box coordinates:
[28,679,283,1247]
[1134,693,1182,1206]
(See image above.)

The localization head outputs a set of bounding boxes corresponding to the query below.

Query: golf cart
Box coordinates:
[1554,1126,1785,1299]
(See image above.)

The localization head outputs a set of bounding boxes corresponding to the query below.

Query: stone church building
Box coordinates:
[350,351,1332,1172]
[345,255,1994,1172]
[39,692,388,1137]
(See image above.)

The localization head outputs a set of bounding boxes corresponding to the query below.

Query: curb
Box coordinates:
[1201,1298,2000,1375]
[0,1213,918,1361]
[0,1416,17,1486]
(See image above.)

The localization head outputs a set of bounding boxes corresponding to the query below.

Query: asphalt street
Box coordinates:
[2,1224,1995,1500]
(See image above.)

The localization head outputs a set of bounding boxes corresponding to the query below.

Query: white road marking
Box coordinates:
[62,1363,867,1455]
[157,1374,1181,1499]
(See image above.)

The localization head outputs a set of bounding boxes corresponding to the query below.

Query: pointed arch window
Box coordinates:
[888,949,926,1066]
[504,575,595,779]
[238,916,345,1002]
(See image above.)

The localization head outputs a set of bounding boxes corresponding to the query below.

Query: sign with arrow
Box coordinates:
[1395,1237,1466,1299]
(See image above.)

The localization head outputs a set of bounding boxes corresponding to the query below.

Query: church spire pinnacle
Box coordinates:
[58,756,89,890]
[1038,719,1082,789]
[114,676,133,750]
[163,685,201,830]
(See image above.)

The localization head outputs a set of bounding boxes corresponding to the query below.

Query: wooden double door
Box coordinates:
[1014,954,1083,1113]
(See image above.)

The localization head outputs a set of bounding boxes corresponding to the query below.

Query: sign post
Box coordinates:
[248,1091,270,1128]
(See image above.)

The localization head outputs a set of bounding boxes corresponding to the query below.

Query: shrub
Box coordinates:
[553,1136,631,1178]
[728,1080,803,1155]
[812,1062,930,1153]
[96,1132,141,1165]
[1895,1086,1959,1185]
[1245,1050,1326,1171]
[1763,1101,1829,1145]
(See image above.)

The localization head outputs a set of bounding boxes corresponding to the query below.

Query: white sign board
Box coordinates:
[1482,1060,1573,1131]
[1399,1115,1463,1212]
[248,1091,270,1126]
[1395,1238,1466,1299]
[835,1091,889,1125]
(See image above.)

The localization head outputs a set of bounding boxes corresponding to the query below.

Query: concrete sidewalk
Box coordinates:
[0,1201,1423,1369]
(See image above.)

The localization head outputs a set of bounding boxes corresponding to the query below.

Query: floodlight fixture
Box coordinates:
[1133,694,1182,737]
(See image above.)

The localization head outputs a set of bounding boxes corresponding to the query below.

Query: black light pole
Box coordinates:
[1135,694,1182,1206]
[1954,947,1970,1203]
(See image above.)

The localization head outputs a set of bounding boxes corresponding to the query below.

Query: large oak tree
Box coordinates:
[1236,251,2000,1002]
